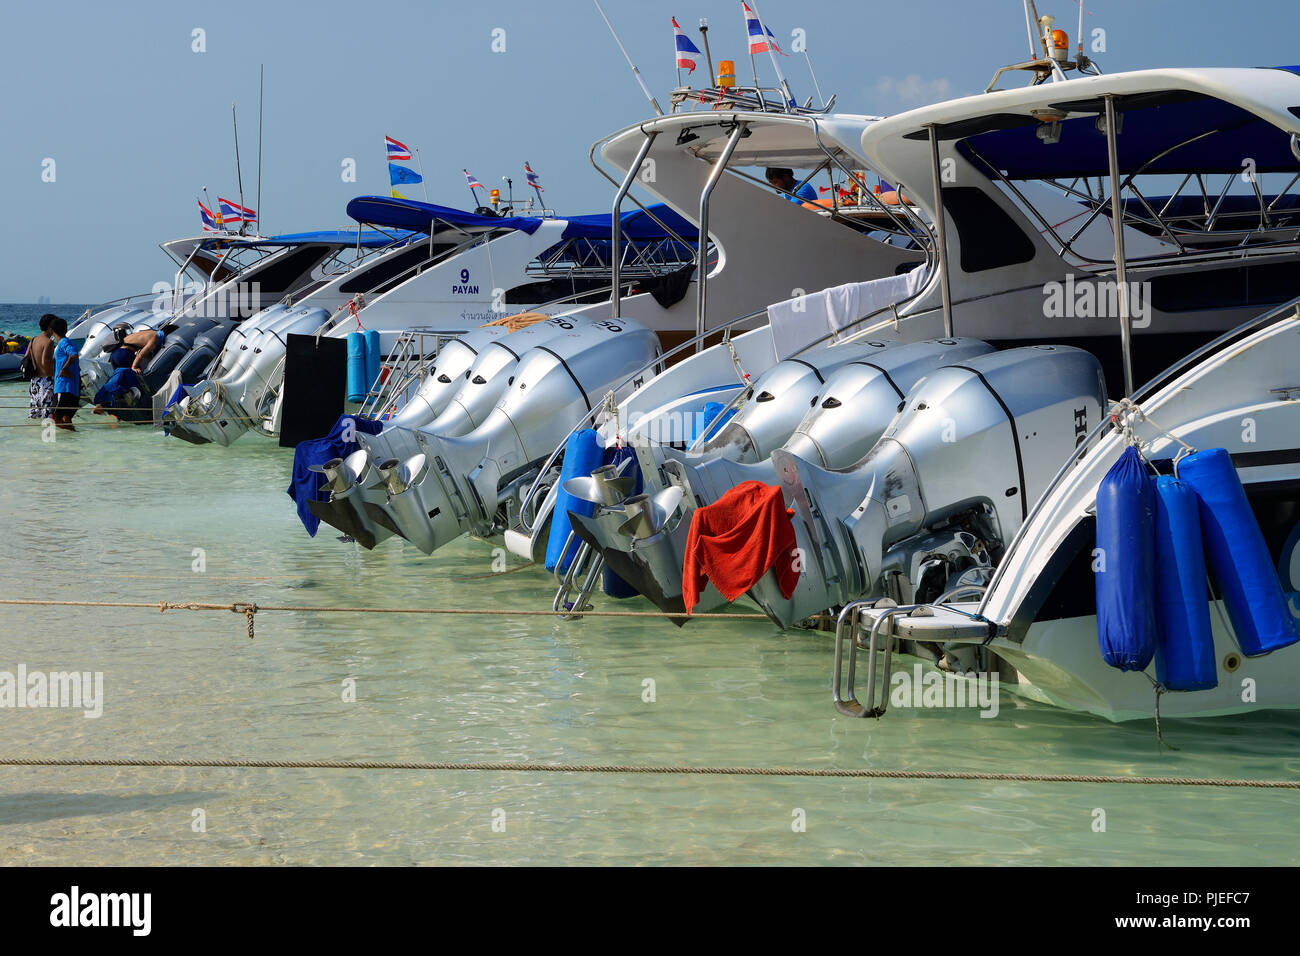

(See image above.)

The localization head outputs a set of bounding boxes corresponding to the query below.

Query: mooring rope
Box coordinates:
[0,756,1293,788]
[0,598,771,639]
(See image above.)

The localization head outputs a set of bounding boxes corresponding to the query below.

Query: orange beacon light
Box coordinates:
[1051,29,1069,62]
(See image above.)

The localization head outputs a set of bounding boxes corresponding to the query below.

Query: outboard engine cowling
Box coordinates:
[691,340,900,463]
[567,337,995,615]
[139,319,221,394]
[174,305,330,445]
[369,318,660,554]
[748,345,1106,627]
[383,324,512,430]
[420,316,587,438]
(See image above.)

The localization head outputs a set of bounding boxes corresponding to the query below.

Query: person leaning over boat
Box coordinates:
[26,314,56,420]
[765,167,819,204]
[48,317,79,431]
[123,324,177,373]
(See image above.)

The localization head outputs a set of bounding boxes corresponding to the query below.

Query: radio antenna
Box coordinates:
[256,66,264,236]
[232,101,246,237]
[593,0,663,116]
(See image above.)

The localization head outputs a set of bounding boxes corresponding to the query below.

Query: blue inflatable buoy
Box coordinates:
[1095,445,1158,671]
[345,331,367,403]
[545,429,605,574]
[1152,476,1217,690]
[363,329,381,397]
[1179,447,1300,657]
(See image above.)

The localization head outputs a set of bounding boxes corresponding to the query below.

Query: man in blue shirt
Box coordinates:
[765,167,819,205]
[48,316,80,431]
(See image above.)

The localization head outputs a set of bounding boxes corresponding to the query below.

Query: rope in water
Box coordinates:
[0,756,1294,788]
[0,598,771,638]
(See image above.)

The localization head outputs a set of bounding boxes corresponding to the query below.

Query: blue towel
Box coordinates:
[93,368,142,408]
[287,414,383,535]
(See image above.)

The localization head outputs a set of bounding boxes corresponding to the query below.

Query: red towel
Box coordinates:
[682,480,801,614]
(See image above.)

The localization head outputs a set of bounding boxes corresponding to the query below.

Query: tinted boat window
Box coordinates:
[1148,261,1299,312]
[941,187,1037,274]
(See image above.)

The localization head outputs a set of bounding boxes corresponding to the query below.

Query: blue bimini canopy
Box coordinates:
[346,196,544,235]
[559,203,699,242]
[952,90,1300,179]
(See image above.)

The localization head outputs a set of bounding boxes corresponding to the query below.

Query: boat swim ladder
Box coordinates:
[552,532,606,621]
[832,600,901,718]
[358,328,465,421]
[833,586,990,718]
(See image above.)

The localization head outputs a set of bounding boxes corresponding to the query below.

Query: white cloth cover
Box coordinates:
[767,264,928,361]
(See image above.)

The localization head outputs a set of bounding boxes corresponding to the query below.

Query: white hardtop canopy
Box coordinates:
[861,67,1300,210]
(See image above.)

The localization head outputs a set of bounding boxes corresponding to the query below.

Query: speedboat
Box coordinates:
[550,61,1300,628]
[838,294,1300,721]
[74,228,406,420]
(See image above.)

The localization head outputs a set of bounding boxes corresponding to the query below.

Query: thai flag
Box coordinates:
[743,2,786,55]
[525,162,543,192]
[385,135,411,161]
[464,169,484,190]
[217,197,243,224]
[219,197,257,224]
[198,199,219,232]
[673,17,701,73]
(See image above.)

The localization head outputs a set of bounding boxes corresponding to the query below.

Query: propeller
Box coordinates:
[562,460,636,508]
[378,453,429,497]
[617,486,685,540]
[309,448,376,496]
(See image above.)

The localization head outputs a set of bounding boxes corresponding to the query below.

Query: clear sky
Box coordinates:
[2,0,1297,301]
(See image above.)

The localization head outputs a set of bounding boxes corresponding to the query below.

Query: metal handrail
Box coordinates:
[832,600,903,718]
[670,84,834,116]
[808,121,929,250]
[587,134,697,252]
[358,329,466,420]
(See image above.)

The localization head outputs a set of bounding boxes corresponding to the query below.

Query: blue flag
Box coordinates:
[389,162,423,186]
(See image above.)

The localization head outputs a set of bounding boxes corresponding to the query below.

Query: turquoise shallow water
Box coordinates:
[1,336,1298,864]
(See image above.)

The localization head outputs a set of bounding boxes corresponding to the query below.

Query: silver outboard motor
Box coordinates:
[139,319,220,394]
[684,340,901,464]
[746,346,1106,628]
[414,316,591,439]
[566,337,995,615]
[381,324,512,430]
[315,317,661,553]
[321,317,607,549]
[172,306,331,446]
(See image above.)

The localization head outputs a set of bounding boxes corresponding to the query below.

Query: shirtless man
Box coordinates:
[27,314,57,420]
[122,325,176,373]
